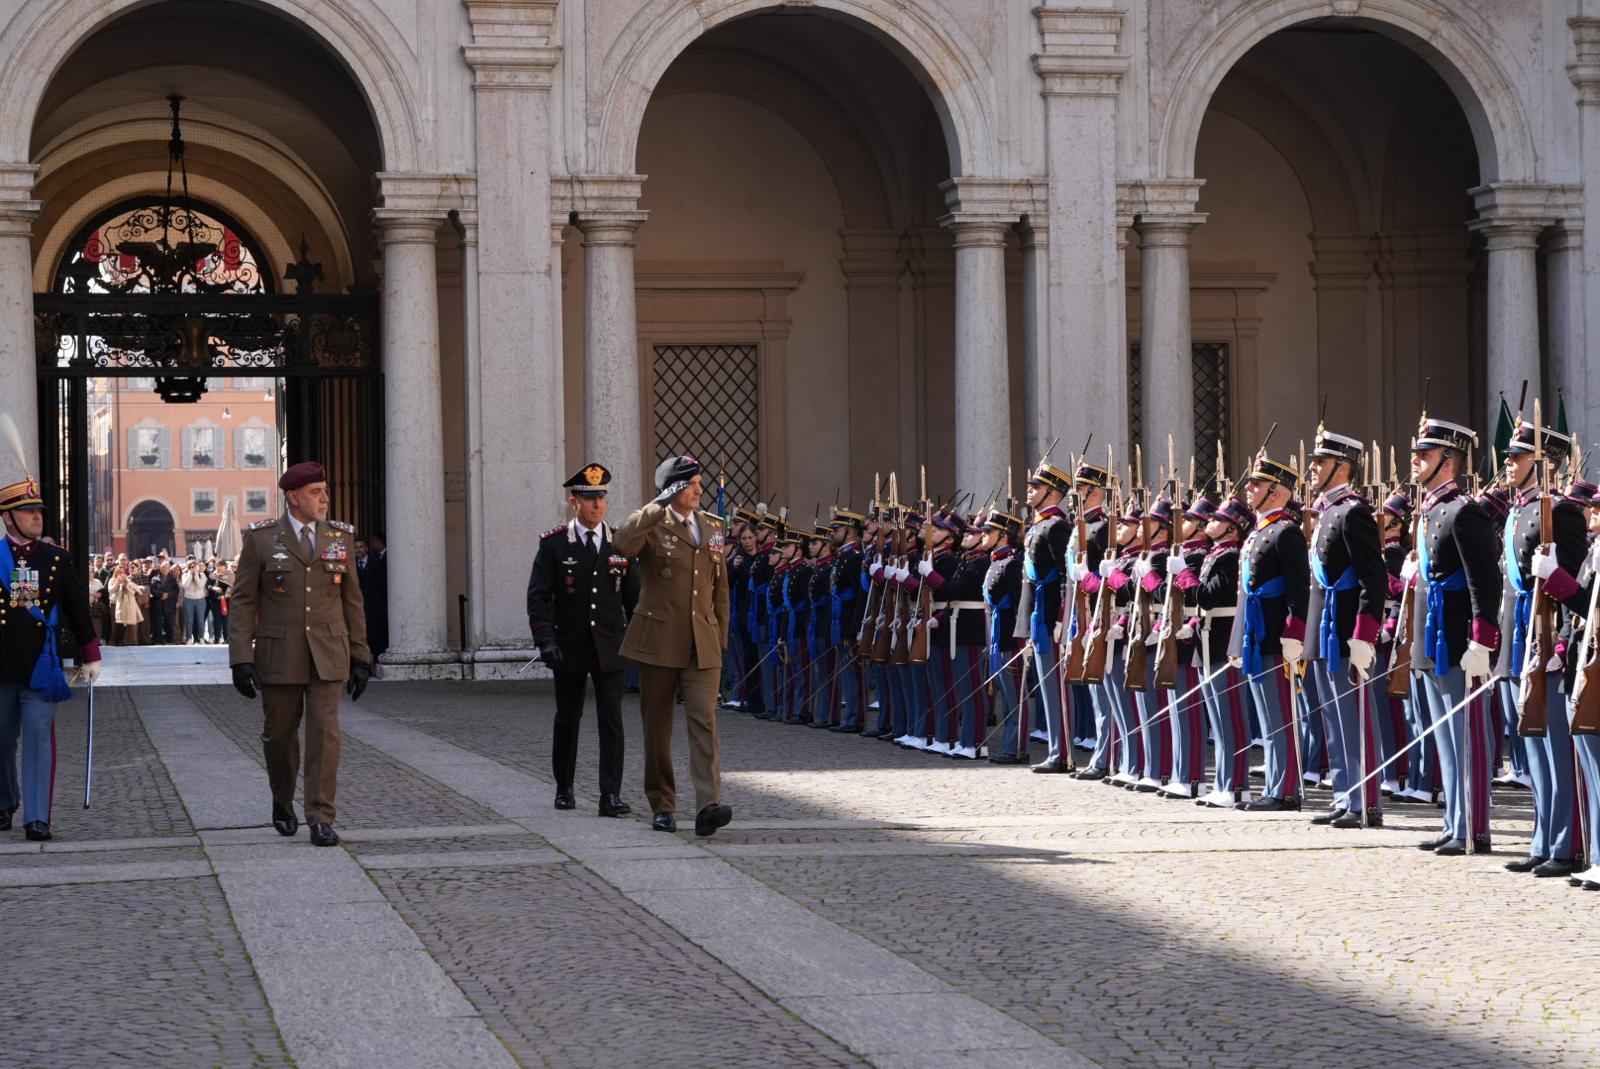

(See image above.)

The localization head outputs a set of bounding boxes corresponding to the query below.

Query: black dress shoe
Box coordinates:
[987,754,1027,765]
[652,812,677,833]
[1072,768,1108,781]
[695,803,733,838]
[308,823,340,847]
[806,721,831,729]
[1031,760,1069,774]
[861,727,888,738]
[1533,858,1578,878]
[554,789,576,811]
[271,804,299,837]
[1505,855,1547,873]
[598,794,631,818]
[1310,807,1347,826]
[1418,833,1454,851]
[830,724,863,734]
[0,804,14,831]
[1432,838,1468,856]
[1583,880,1600,891]
[1332,810,1380,829]
[23,821,50,842]
[1243,796,1291,812]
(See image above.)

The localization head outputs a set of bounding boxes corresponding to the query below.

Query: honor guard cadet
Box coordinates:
[1376,492,1424,800]
[1231,453,1310,811]
[1406,417,1501,855]
[906,508,963,753]
[1564,498,1600,891]
[934,512,993,759]
[782,526,814,725]
[748,515,780,720]
[1097,502,1147,786]
[0,474,101,842]
[229,461,372,847]
[1184,497,1253,807]
[1481,485,1532,790]
[1127,495,1177,793]
[1156,494,1216,799]
[806,524,838,728]
[982,510,1029,763]
[1066,461,1113,774]
[1301,427,1389,828]
[827,508,868,733]
[526,463,641,817]
[1499,421,1588,876]
[887,512,931,748]
[1021,462,1074,772]
[726,510,763,714]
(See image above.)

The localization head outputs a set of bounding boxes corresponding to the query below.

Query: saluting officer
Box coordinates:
[0,474,102,842]
[614,456,733,838]
[527,464,640,817]
[230,462,371,847]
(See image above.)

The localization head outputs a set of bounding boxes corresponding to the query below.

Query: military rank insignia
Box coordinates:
[8,563,39,609]
[609,554,628,594]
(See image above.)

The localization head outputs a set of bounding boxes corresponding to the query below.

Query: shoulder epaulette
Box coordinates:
[541,525,566,540]
[326,519,356,534]
[247,518,277,531]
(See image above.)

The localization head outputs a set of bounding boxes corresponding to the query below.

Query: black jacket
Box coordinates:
[830,541,865,643]
[809,555,836,645]
[983,547,1024,652]
[939,550,991,649]
[527,522,640,674]
[1229,514,1310,660]
[1018,508,1071,643]
[1193,541,1240,667]
[1,538,98,685]
[1305,488,1388,663]
[728,550,755,637]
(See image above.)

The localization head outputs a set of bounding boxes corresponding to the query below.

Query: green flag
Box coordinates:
[1558,392,1569,435]
[1493,394,1515,463]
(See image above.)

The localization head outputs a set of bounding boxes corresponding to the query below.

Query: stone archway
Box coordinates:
[0,0,423,170]
[125,499,175,557]
[1155,0,1537,186]
[593,0,1000,179]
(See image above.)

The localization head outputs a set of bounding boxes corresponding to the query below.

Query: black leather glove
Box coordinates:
[347,660,372,702]
[538,640,564,670]
[231,663,259,700]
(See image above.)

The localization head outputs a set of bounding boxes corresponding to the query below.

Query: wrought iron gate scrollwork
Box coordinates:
[652,344,760,507]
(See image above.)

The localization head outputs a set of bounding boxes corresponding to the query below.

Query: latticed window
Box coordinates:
[1127,341,1230,489]
[652,344,760,509]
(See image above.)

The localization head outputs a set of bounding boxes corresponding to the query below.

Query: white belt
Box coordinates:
[1200,607,1236,674]
[946,600,986,658]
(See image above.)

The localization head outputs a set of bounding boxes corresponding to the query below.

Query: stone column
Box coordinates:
[453,211,488,654]
[1569,17,1600,434]
[1544,223,1584,422]
[945,217,1013,495]
[1471,214,1544,432]
[841,229,905,500]
[373,210,451,665]
[576,207,648,511]
[1135,204,1204,464]
[1034,9,1130,460]
[1309,233,1375,431]
[0,165,39,472]
[1018,218,1049,469]
[463,2,562,655]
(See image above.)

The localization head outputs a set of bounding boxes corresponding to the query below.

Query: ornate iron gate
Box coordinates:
[651,343,760,505]
[1128,341,1230,489]
[34,290,382,571]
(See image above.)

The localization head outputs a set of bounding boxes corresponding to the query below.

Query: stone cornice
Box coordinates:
[0,162,40,225]
[554,174,647,218]
[937,177,1040,226]
[462,45,561,88]
[1570,18,1600,101]
[1126,178,1205,223]
[1033,7,1128,96]
[464,0,558,43]
[1469,182,1577,231]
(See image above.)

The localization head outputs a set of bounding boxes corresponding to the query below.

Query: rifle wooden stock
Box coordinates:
[1573,572,1600,734]
[856,538,886,658]
[1515,491,1553,737]
[1386,544,1418,698]
[1065,515,1091,681]
[1080,570,1113,685]
[909,560,935,666]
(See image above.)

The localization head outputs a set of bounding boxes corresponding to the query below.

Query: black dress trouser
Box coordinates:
[551,667,624,797]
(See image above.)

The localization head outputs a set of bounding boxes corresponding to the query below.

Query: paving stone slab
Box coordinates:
[784,993,1058,1056]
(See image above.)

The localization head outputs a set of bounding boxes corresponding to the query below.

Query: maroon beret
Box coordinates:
[278,462,327,491]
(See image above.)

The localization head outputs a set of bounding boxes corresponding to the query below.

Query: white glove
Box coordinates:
[1108,623,1125,642]
[929,615,940,631]
[1460,640,1493,682]
[1531,545,1558,581]
[1097,559,1114,578]
[1399,557,1418,585]
[1177,622,1195,642]
[1165,554,1187,578]
[1228,654,1244,670]
[894,565,910,582]
[917,558,934,577]
[1133,557,1153,580]
[1145,628,1160,646]
[1545,650,1564,673]
[1281,637,1304,664]
[1066,556,1085,583]
[80,660,102,684]
[1347,638,1376,678]
[869,561,883,579]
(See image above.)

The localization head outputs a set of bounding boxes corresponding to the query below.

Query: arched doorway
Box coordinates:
[27,0,387,569]
[570,9,1020,508]
[124,499,175,558]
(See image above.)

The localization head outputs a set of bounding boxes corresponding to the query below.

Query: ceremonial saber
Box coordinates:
[83,676,95,809]
[1340,674,1498,806]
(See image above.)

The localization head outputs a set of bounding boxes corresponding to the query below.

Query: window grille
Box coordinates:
[652,344,760,507]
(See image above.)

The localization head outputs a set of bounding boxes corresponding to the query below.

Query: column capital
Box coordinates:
[0,163,40,237]
[462,45,561,89]
[937,176,1031,228]
[1127,177,1205,220]
[573,212,647,244]
[464,0,558,42]
[375,171,476,215]
[1134,214,1205,246]
[942,217,1012,249]
[372,210,443,245]
[554,174,647,217]
[1469,181,1575,233]
[1570,17,1600,101]
[1033,8,1128,97]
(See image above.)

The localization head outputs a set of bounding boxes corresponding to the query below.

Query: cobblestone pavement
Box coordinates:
[8,681,1597,1068]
